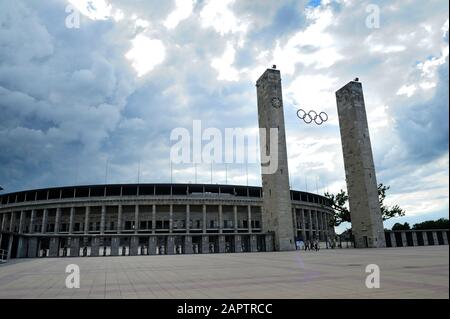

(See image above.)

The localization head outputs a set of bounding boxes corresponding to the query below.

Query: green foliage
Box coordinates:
[412,218,449,230]
[392,222,410,231]
[324,183,406,227]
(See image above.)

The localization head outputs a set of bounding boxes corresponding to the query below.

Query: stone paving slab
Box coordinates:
[0,246,448,299]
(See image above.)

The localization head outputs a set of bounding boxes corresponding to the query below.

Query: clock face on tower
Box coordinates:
[271,97,281,108]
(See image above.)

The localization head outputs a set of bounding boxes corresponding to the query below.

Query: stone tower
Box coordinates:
[335,80,386,248]
[256,67,295,251]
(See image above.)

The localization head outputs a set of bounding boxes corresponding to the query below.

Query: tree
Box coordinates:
[392,222,410,231]
[324,183,405,227]
[412,218,449,230]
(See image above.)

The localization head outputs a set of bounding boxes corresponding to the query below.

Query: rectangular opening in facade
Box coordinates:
[220,186,234,196]
[426,231,434,245]
[155,185,171,195]
[248,187,261,197]
[437,231,444,245]
[61,188,75,199]
[204,185,219,194]
[406,232,414,246]
[36,191,47,200]
[47,189,60,200]
[172,185,187,196]
[140,185,154,195]
[75,187,89,198]
[122,186,138,196]
[385,232,392,247]
[188,185,203,194]
[105,186,121,196]
[234,186,247,197]
[416,232,424,246]
[90,186,104,197]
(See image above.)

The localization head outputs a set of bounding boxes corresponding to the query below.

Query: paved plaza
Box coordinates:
[0,246,448,299]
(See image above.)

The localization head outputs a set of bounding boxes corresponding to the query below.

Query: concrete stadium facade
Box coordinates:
[0,183,335,259]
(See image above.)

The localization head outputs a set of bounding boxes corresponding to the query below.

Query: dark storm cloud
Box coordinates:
[0,0,448,232]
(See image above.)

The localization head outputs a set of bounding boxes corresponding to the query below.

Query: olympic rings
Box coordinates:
[296,109,329,125]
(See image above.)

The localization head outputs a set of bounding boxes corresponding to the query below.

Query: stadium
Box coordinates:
[0,183,335,258]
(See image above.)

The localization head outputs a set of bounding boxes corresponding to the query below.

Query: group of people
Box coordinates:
[296,239,321,251]
[304,240,320,251]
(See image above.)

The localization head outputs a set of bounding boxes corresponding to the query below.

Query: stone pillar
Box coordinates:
[314,210,319,239]
[256,67,295,251]
[233,206,238,233]
[308,210,313,239]
[201,235,209,254]
[301,209,307,241]
[390,232,396,247]
[250,234,258,252]
[186,205,190,234]
[218,235,225,253]
[18,211,25,234]
[401,232,408,247]
[134,205,139,233]
[218,205,223,233]
[151,204,156,233]
[265,234,274,252]
[184,235,193,254]
[6,234,13,259]
[70,237,80,257]
[69,207,75,234]
[55,208,61,233]
[148,236,157,255]
[9,212,15,233]
[292,208,298,238]
[41,209,48,233]
[432,231,439,245]
[412,232,418,246]
[117,204,123,234]
[27,237,38,258]
[443,231,448,245]
[336,80,386,248]
[0,213,5,231]
[17,237,27,258]
[423,231,429,245]
[100,205,106,234]
[247,205,252,233]
[84,206,90,234]
[91,237,100,256]
[130,236,139,255]
[111,237,119,256]
[29,209,36,233]
[202,204,207,233]
[166,235,174,254]
[49,237,59,257]
[234,235,242,253]
[169,204,173,233]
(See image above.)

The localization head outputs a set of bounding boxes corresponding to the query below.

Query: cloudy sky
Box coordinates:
[0,0,448,232]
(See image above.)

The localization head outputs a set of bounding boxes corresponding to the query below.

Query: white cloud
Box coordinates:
[272,6,342,74]
[210,42,239,81]
[200,0,247,35]
[396,84,417,97]
[68,0,112,21]
[164,0,194,29]
[125,35,165,77]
